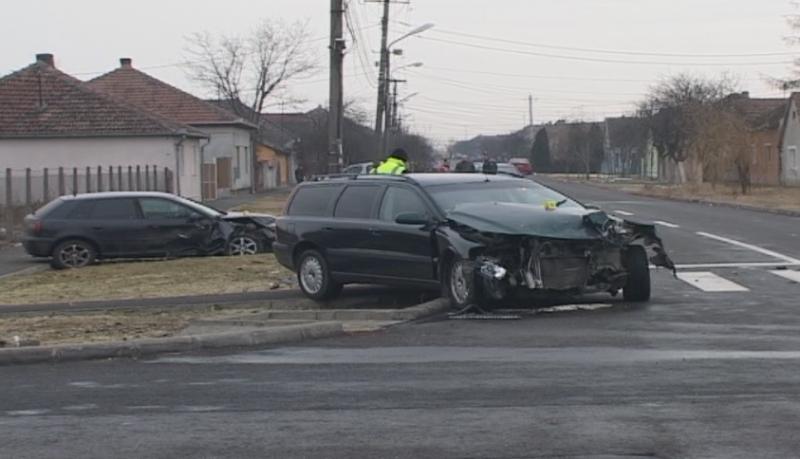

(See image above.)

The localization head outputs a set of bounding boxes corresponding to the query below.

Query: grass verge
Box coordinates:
[0,254,295,305]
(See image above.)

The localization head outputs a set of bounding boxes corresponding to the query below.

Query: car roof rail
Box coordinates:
[309,173,419,185]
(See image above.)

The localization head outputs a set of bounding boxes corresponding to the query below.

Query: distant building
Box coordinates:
[779,92,800,186]
[727,92,786,186]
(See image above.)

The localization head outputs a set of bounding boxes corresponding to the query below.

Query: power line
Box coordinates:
[417,36,794,67]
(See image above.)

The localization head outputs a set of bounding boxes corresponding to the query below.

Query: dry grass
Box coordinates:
[617,182,800,213]
[233,191,291,215]
[0,254,295,305]
[0,307,266,346]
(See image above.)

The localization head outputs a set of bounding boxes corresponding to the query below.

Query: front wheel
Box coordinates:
[296,249,342,301]
[446,257,479,310]
[51,239,97,269]
[623,245,651,302]
[227,234,261,256]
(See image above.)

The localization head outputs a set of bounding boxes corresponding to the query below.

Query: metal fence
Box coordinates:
[1,165,173,235]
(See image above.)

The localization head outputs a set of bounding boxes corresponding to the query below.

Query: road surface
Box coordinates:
[2,178,800,458]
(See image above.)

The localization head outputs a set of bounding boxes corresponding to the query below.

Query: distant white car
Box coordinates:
[342,162,375,175]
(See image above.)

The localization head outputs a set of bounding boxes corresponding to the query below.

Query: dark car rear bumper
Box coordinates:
[22,238,53,257]
[273,242,293,271]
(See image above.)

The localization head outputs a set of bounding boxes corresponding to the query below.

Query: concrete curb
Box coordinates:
[0,321,343,366]
[238,298,450,322]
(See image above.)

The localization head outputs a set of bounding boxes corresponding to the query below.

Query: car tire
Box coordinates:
[296,249,342,301]
[50,239,97,269]
[445,257,480,310]
[227,233,262,256]
[623,245,651,302]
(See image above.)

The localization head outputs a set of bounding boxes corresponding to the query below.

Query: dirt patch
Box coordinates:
[233,191,291,215]
[0,254,295,305]
[0,307,270,346]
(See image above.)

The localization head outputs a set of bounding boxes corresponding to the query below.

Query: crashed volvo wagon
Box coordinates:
[274,173,674,309]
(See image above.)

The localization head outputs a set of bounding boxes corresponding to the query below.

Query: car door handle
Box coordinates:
[322,227,335,232]
[147,225,161,229]
[91,226,104,230]
[369,228,382,236]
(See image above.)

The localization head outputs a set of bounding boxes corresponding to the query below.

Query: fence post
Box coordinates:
[118,166,123,191]
[72,168,78,195]
[127,166,133,191]
[43,168,49,202]
[58,167,65,196]
[153,167,159,192]
[135,166,141,191]
[97,166,103,192]
[165,167,173,193]
[108,166,114,191]
[25,168,32,207]
[145,165,151,190]
[85,166,91,193]
[4,169,11,229]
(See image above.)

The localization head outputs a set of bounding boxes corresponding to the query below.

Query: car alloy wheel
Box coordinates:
[450,259,473,305]
[58,242,92,268]
[299,255,325,295]
[228,235,259,256]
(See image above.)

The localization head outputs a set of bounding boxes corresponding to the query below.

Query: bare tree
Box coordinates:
[185,20,318,124]
[637,74,737,183]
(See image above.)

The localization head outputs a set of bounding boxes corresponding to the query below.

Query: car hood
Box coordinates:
[446,202,602,240]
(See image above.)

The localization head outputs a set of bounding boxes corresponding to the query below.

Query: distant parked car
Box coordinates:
[342,162,375,175]
[22,192,275,269]
[509,158,533,175]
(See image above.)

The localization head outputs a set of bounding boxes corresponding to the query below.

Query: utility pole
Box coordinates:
[384,78,406,151]
[328,0,345,173]
[528,94,534,127]
[374,0,390,154]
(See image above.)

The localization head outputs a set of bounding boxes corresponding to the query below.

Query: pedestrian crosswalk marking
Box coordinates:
[771,270,800,284]
[676,271,750,292]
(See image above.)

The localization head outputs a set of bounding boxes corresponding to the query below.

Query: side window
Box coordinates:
[288,185,343,217]
[139,198,201,220]
[69,201,94,220]
[379,186,429,222]
[334,185,381,219]
[89,198,139,220]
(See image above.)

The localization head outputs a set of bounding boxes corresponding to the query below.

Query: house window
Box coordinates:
[234,146,241,180]
[243,146,249,174]
[790,147,798,171]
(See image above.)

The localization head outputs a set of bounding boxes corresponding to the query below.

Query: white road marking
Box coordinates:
[772,270,800,283]
[654,220,680,228]
[614,210,634,216]
[696,232,800,265]
[676,271,750,292]
[668,262,800,269]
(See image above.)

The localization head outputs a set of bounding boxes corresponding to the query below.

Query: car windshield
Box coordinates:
[427,180,582,213]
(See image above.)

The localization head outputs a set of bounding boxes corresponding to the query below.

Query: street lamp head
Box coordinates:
[389,23,436,48]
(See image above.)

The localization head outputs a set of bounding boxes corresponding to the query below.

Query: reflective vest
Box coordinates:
[374,157,407,175]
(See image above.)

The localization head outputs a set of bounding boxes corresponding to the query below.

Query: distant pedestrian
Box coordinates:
[438,158,451,173]
[481,153,497,175]
[294,166,304,183]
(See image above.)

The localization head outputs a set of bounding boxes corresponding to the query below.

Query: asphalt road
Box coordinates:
[3,178,800,458]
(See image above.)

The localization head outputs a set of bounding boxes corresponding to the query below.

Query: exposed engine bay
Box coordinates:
[445,206,675,301]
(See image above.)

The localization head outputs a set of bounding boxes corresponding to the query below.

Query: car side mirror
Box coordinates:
[395,212,430,225]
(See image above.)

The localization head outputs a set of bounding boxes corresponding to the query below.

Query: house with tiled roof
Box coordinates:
[726,92,787,186]
[0,54,206,201]
[87,58,257,198]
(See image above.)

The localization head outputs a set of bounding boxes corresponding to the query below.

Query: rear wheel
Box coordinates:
[446,257,479,310]
[623,245,651,302]
[296,249,342,301]
[51,239,96,269]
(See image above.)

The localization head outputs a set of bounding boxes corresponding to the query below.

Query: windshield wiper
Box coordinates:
[556,199,568,207]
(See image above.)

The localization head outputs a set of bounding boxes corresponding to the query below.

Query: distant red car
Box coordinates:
[509,158,533,175]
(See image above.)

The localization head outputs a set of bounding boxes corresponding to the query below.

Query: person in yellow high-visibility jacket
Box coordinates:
[373,148,409,175]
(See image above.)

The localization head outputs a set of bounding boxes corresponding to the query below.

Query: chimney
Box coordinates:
[741,91,750,98]
[120,57,133,68]
[35,53,54,67]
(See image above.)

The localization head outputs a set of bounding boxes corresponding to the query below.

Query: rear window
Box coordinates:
[334,185,381,219]
[35,198,74,219]
[288,185,343,217]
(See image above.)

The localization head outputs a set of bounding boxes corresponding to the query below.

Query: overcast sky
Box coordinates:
[1,0,797,145]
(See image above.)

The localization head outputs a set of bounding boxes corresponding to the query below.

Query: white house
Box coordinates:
[87,59,258,199]
[0,54,206,203]
[780,92,800,186]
